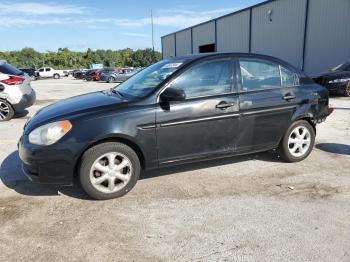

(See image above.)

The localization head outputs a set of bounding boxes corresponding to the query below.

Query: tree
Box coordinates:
[0,47,162,69]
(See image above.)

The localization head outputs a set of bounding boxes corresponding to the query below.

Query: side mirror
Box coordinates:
[0,84,4,92]
[160,87,186,102]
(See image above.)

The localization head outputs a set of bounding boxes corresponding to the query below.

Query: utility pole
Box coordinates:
[151,9,155,53]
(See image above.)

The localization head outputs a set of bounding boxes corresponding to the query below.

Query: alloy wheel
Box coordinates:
[288,126,311,158]
[0,101,10,120]
[89,152,133,194]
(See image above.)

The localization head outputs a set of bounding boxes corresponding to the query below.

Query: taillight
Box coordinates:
[327,104,334,116]
[0,76,25,85]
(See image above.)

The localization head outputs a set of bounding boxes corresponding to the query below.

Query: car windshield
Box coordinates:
[331,62,350,72]
[114,60,185,98]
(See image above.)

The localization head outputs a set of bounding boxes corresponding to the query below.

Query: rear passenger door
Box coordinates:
[236,57,299,152]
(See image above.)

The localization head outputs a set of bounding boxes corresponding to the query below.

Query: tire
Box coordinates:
[53,74,60,79]
[344,82,350,97]
[277,120,315,163]
[107,77,114,83]
[79,142,141,200]
[0,100,15,121]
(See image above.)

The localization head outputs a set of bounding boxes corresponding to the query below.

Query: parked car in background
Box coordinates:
[104,68,142,83]
[85,69,99,81]
[37,67,66,79]
[19,53,332,200]
[0,60,36,121]
[73,69,86,79]
[95,68,116,81]
[19,68,39,81]
[313,62,350,97]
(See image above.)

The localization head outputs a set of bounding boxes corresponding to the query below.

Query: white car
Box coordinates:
[37,67,67,79]
[0,60,36,121]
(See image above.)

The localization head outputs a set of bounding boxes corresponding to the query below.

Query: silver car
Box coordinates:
[0,60,36,121]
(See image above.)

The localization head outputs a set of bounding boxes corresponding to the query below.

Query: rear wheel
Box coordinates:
[344,82,350,97]
[107,77,114,83]
[0,100,14,121]
[79,142,140,200]
[53,74,60,79]
[277,120,315,162]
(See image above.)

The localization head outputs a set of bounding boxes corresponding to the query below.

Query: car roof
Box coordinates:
[167,52,302,74]
[170,52,282,61]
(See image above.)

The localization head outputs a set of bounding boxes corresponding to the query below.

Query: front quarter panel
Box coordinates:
[68,103,158,169]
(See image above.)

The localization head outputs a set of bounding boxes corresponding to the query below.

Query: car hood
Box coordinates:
[25,90,126,132]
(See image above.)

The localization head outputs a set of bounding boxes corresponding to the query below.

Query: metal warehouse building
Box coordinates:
[161,0,350,75]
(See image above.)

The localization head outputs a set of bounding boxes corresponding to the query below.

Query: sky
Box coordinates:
[0,0,264,52]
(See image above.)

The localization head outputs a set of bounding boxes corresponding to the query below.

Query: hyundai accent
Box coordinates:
[19,53,332,200]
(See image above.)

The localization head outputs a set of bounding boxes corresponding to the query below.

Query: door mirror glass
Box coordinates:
[160,87,186,102]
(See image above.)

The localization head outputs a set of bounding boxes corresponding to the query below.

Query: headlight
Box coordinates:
[29,120,72,145]
[329,78,350,84]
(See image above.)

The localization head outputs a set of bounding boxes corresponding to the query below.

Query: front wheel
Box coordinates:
[107,77,114,83]
[277,120,315,163]
[79,142,140,200]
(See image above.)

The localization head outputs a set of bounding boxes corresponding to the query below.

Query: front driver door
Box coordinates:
[156,57,240,165]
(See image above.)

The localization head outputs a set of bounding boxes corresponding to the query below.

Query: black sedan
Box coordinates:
[313,62,350,97]
[19,53,332,200]
[19,68,38,80]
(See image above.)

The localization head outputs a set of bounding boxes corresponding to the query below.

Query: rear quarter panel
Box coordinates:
[291,83,329,122]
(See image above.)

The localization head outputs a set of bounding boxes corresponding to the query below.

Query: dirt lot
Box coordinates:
[0,77,349,261]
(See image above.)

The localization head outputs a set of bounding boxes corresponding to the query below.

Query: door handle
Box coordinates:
[216,102,235,109]
[282,94,296,101]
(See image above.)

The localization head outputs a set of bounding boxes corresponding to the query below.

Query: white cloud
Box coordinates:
[0,2,86,15]
[122,32,150,38]
[158,8,237,16]
[0,7,236,28]
[112,8,237,27]
[0,17,67,26]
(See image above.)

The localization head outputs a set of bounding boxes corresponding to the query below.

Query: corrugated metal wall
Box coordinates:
[176,29,192,56]
[192,22,215,54]
[304,0,350,74]
[216,10,250,53]
[161,0,350,74]
[162,35,175,58]
[251,0,307,69]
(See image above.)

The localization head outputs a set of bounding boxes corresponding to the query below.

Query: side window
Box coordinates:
[280,66,295,87]
[239,59,281,91]
[39,68,44,72]
[172,59,232,98]
[45,68,51,72]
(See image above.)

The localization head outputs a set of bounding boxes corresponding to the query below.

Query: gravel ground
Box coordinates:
[0,77,349,262]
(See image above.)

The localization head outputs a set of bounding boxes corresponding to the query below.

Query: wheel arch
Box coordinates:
[74,135,146,177]
[292,114,316,134]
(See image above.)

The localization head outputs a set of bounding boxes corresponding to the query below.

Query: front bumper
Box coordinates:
[18,136,75,185]
[12,90,36,112]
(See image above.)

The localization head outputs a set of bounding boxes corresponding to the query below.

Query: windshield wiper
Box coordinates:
[111,89,124,97]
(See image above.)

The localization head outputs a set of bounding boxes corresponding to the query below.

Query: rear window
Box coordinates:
[0,63,23,76]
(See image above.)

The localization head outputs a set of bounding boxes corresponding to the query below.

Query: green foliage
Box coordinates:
[0,47,162,69]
